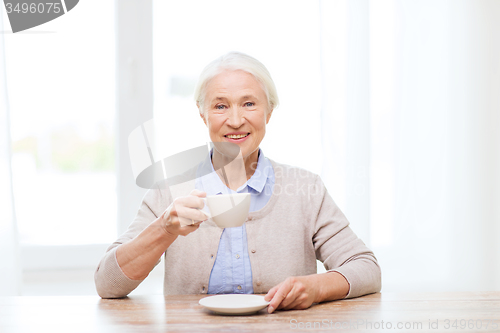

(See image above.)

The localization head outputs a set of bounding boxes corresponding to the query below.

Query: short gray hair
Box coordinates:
[194,52,279,114]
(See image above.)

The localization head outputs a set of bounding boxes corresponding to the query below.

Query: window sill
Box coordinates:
[21,243,111,271]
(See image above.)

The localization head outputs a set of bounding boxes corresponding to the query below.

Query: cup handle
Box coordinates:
[201,198,211,219]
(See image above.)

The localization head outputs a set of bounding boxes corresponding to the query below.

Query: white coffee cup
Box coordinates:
[202,193,251,228]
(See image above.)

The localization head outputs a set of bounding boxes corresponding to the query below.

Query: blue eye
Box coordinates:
[244,102,254,107]
[216,105,226,110]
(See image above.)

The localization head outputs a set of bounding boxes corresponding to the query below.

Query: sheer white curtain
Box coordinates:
[321,0,500,292]
[319,0,371,243]
[372,0,500,292]
[0,7,21,296]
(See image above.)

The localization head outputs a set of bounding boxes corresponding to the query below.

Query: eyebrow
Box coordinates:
[211,95,257,102]
[240,95,256,100]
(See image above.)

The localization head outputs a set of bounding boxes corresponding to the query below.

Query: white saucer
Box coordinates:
[199,294,270,315]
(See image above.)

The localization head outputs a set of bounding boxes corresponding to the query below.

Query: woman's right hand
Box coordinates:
[159,189,208,238]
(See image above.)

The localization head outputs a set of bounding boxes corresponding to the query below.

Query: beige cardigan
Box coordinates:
[95,161,381,298]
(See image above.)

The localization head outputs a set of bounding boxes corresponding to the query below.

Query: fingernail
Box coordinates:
[268,306,274,313]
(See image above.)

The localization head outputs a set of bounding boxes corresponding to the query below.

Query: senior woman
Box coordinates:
[95,52,381,313]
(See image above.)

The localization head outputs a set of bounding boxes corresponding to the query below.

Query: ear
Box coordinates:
[197,103,208,126]
[266,109,273,124]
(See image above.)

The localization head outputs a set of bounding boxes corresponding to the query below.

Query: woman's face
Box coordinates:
[200,70,272,160]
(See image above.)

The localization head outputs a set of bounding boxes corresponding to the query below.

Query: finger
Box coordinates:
[282,288,308,310]
[264,284,281,302]
[268,279,293,314]
[281,277,315,310]
[177,223,201,236]
[178,216,207,226]
[175,206,209,224]
[277,283,301,310]
[173,196,205,210]
[189,189,207,198]
[165,214,202,228]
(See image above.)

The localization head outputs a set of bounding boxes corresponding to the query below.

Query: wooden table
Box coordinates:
[1,292,499,332]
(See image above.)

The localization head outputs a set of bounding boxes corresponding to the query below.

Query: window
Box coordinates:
[152,0,323,175]
[4,1,116,246]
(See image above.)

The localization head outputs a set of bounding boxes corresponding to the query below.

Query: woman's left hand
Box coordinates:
[264,275,320,313]
[264,272,350,313]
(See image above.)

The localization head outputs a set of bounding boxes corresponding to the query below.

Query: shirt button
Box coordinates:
[256,281,262,286]
[235,254,240,259]
[237,285,242,290]
[251,249,256,253]
[211,254,214,259]
[202,286,205,291]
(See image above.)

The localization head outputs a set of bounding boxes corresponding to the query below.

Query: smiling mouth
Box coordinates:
[224,133,250,139]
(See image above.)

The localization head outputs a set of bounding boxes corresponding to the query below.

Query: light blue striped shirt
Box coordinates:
[195,149,274,294]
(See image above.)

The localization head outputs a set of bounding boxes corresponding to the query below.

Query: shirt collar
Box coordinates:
[198,149,271,195]
[245,149,271,193]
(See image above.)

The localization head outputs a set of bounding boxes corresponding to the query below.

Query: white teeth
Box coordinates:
[226,134,249,139]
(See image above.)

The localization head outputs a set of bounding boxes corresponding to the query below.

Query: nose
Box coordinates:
[226,107,244,128]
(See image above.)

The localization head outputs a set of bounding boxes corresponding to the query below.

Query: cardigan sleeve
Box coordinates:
[94,183,167,298]
[312,175,381,298]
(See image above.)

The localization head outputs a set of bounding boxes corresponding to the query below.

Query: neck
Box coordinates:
[212,148,259,191]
